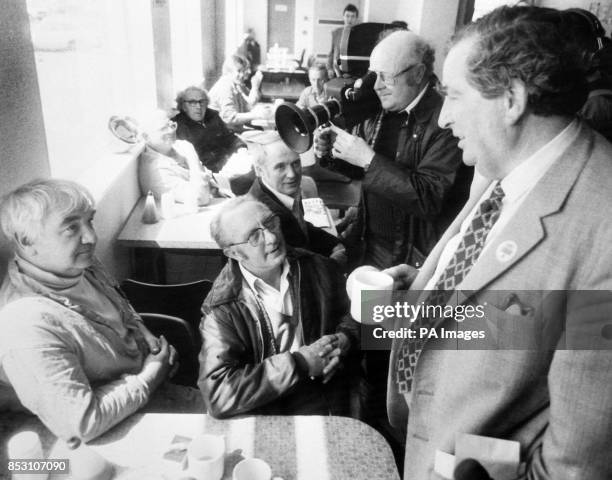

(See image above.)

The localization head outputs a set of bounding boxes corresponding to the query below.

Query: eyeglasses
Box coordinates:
[373,63,421,87]
[184,99,207,107]
[229,215,281,247]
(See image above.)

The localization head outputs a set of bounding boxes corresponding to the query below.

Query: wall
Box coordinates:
[392,0,460,76]
[0,0,51,280]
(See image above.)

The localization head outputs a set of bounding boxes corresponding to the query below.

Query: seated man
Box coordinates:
[245,132,345,262]
[0,179,203,442]
[296,63,328,109]
[138,111,211,205]
[172,85,246,172]
[208,53,271,132]
[198,198,359,418]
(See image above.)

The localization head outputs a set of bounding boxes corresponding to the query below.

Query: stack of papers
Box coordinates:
[302,198,331,228]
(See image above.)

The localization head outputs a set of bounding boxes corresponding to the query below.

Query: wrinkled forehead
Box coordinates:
[184,88,206,101]
[224,202,269,236]
[370,31,420,74]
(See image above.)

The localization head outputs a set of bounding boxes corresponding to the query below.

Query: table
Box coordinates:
[0,413,401,480]
[116,196,340,282]
[260,70,309,102]
[117,197,228,251]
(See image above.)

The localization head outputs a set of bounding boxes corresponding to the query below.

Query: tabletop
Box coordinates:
[0,413,400,480]
[117,196,338,252]
[116,197,226,250]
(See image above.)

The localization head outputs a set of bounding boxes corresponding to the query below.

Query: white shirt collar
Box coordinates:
[261,178,298,210]
[500,119,580,203]
[239,259,291,295]
[403,84,429,115]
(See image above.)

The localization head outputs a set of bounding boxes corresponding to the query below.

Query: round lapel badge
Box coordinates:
[496,240,517,263]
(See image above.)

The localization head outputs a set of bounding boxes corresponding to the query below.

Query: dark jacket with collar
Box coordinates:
[198,248,359,418]
[248,177,341,257]
[172,110,245,172]
[348,82,472,269]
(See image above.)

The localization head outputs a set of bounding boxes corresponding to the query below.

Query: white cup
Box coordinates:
[187,434,225,480]
[7,431,48,480]
[69,444,113,480]
[347,267,393,324]
[232,458,272,480]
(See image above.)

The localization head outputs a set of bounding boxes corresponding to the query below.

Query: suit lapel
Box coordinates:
[458,123,592,295]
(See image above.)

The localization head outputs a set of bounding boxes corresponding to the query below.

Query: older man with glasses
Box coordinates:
[198,197,359,418]
[172,85,245,172]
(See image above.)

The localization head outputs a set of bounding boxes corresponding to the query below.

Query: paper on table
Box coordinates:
[302,198,331,228]
[455,433,520,480]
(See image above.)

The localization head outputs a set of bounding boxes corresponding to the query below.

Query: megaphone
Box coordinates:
[275,71,379,153]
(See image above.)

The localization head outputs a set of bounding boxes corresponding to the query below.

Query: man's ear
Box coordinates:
[412,63,427,86]
[504,79,528,125]
[223,246,244,262]
[15,234,36,257]
[253,162,263,177]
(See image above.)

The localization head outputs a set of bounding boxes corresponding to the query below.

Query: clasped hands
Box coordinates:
[296,332,350,384]
[314,124,375,169]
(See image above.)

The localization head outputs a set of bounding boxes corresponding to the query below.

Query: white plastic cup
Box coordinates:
[347,267,393,324]
[69,444,113,480]
[232,458,272,480]
[187,434,225,480]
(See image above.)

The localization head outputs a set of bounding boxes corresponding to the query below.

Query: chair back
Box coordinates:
[121,278,212,335]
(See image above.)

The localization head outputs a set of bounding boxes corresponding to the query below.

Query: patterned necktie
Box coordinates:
[396,182,505,394]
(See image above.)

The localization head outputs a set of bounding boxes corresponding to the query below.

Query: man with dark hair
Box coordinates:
[327,3,359,78]
[384,6,612,479]
[199,198,358,418]
[172,85,245,172]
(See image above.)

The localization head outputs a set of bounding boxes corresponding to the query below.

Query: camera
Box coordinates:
[275,22,392,153]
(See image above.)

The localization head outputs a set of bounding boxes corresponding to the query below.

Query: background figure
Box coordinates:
[562,8,612,142]
[296,63,328,109]
[138,111,211,206]
[0,179,202,442]
[199,198,359,418]
[386,6,612,479]
[172,86,246,173]
[327,3,359,79]
[237,28,261,78]
[245,132,346,263]
[208,54,270,132]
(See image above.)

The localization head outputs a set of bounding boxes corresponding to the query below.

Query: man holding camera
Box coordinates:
[316,30,471,459]
[317,30,471,272]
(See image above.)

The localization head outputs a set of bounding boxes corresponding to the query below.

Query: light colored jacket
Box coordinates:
[0,257,151,442]
[387,122,612,479]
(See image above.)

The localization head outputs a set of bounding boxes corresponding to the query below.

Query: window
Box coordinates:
[27,0,157,181]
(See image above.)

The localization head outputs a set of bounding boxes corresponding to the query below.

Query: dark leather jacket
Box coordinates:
[248,177,341,257]
[349,83,472,269]
[198,249,359,418]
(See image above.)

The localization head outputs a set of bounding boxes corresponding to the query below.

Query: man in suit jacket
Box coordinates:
[246,133,346,263]
[384,6,612,479]
[327,3,359,78]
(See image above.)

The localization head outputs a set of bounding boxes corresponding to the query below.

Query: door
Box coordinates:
[267,0,296,52]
